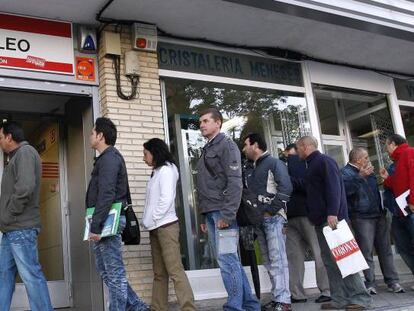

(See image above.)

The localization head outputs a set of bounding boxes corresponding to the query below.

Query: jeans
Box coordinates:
[391,215,414,274]
[0,228,53,311]
[351,215,399,288]
[206,211,260,311]
[93,216,149,311]
[315,225,372,308]
[255,215,291,304]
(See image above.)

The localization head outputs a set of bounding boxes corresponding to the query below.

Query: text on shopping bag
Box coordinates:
[331,238,360,261]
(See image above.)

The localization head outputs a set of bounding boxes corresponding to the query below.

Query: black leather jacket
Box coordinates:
[86,146,128,234]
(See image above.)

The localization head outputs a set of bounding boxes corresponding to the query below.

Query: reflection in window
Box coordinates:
[164,78,310,270]
[400,106,414,147]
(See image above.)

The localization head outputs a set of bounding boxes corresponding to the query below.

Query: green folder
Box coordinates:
[83,202,122,240]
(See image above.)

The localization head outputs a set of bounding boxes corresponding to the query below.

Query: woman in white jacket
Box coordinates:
[142,138,195,311]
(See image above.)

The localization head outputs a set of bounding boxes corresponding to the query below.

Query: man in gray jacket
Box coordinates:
[197,107,259,311]
[0,121,53,311]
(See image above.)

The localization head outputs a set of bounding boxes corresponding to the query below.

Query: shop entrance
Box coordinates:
[0,86,100,311]
[314,86,395,171]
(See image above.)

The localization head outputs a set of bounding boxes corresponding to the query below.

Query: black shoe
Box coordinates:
[291,297,307,303]
[315,295,332,303]
[261,301,276,311]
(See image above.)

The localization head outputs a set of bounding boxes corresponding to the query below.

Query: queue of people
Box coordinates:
[0,109,413,311]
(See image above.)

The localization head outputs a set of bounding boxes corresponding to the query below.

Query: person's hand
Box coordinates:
[409,204,414,213]
[89,233,101,242]
[217,219,229,229]
[379,168,389,180]
[327,215,338,230]
[359,164,374,177]
[200,224,208,233]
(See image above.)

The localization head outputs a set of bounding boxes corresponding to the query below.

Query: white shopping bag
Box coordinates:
[323,220,369,278]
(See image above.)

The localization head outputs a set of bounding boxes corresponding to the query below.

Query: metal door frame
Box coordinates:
[0,76,97,309]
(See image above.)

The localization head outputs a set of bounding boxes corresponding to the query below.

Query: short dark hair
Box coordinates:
[387,134,407,146]
[199,107,223,127]
[0,121,25,143]
[143,138,176,169]
[95,117,117,146]
[245,133,267,151]
[285,143,297,152]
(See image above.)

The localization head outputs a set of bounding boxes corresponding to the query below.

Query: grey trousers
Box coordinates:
[286,217,330,299]
[315,225,372,308]
[351,215,399,288]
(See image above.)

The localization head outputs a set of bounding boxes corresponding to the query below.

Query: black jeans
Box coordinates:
[391,215,414,275]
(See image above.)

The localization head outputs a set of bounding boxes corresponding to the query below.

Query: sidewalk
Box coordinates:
[171,276,414,310]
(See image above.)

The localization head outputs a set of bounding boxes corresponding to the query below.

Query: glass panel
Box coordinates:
[164,78,309,270]
[314,89,340,136]
[400,106,414,146]
[323,144,345,168]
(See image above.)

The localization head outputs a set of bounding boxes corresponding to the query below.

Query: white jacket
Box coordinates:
[142,162,179,231]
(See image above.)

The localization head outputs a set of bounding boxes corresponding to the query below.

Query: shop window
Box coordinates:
[400,106,414,146]
[163,78,310,270]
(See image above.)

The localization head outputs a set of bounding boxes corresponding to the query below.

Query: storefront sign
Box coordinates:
[0,13,74,74]
[158,43,303,86]
[75,56,95,81]
[394,78,414,102]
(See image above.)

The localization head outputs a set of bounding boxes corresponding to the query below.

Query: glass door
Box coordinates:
[399,105,414,146]
[314,86,395,171]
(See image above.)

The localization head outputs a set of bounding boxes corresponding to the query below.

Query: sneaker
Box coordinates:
[387,283,405,293]
[274,302,292,311]
[411,285,414,291]
[262,301,276,311]
[366,287,377,295]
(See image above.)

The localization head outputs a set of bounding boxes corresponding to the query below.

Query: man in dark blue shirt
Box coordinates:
[296,136,371,311]
[342,147,402,295]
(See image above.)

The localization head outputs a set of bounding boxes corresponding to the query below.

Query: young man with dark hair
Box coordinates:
[243,133,293,311]
[86,117,148,311]
[196,108,259,311]
[0,121,53,311]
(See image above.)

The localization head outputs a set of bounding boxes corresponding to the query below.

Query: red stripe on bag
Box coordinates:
[331,239,360,261]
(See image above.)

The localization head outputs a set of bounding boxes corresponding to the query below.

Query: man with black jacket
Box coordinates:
[243,133,293,311]
[86,117,148,311]
[285,145,330,304]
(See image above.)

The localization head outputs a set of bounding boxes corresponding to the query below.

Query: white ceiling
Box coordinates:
[2,0,414,75]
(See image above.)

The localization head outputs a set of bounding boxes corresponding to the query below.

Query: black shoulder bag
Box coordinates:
[122,183,141,245]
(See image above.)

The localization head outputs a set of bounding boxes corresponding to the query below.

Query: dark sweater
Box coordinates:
[86,146,129,234]
[287,155,308,219]
[303,150,349,226]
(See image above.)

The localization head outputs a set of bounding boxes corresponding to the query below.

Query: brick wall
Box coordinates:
[98,27,166,303]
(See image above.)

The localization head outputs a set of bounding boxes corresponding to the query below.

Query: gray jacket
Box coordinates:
[0,142,42,232]
[196,133,242,223]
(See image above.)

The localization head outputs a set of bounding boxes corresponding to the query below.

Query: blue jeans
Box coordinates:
[255,215,291,304]
[391,215,414,274]
[93,216,149,311]
[0,228,53,311]
[206,211,259,311]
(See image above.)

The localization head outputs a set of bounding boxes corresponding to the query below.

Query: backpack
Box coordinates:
[237,187,263,227]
